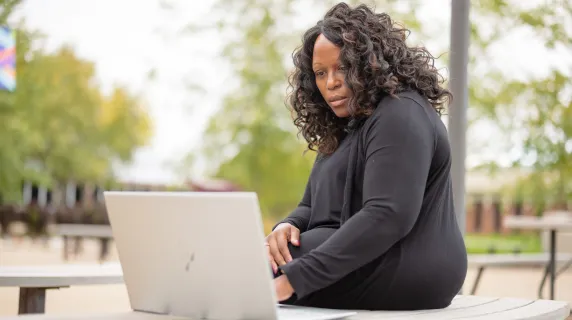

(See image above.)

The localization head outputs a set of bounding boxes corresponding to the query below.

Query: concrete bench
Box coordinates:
[0,295,569,319]
[0,263,123,314]
[468,253,572,298]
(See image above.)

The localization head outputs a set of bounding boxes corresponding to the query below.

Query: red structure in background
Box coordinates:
[186,179,241,192]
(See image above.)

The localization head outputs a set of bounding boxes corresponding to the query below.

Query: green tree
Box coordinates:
[0,3,153,202]
[469,0,572,209]
[0,0,20,23]
[20,44,153,189]
[0,2,46,202]
[196,4,315,219]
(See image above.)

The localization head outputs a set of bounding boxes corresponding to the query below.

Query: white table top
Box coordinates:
[55,224,114,238]
[504,215,572,231]
[1,295,569,319]
[0,263,123,288]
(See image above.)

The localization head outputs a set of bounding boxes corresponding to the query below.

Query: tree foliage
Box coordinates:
[196,2,315,219]
[0,2,153,202]
[21,45,153,184]
[469,0,572,208]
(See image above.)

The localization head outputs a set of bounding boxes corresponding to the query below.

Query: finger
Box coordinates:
[266,244,278,274]
[271,260,278,274]
[276,232,293,263]
[268,236,287,266]
[289,227,300,246]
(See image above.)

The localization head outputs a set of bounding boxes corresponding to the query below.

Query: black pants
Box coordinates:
[273,227,378,309]
[273,227,461,310]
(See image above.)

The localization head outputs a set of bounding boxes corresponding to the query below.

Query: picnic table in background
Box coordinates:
[0,263,123,314]
[504,211,572,300]
[54,224,114,262]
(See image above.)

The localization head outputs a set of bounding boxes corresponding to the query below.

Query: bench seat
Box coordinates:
[467,253,572,297]
[0,295,569,319]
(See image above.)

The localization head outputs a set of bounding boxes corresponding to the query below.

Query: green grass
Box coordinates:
[464,233,543,254]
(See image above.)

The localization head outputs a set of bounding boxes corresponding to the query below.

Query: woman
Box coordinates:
[265,2,468,311]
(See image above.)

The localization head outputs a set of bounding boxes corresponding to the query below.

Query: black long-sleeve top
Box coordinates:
[277,91,467,301]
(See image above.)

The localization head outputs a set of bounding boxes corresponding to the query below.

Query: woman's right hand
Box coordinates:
[265,223,300,274]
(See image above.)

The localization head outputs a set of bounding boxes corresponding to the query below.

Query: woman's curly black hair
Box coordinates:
[287,2,452,155]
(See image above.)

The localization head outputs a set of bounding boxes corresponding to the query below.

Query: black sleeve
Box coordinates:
[272,157,317,232]
[279,97,435,298]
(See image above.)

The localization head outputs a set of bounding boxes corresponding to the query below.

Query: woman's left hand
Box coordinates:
[274,274,295,302]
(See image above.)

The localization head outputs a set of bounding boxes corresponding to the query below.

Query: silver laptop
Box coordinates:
[103,191,356,320]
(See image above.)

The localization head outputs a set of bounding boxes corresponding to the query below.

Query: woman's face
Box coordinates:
[312,34,353,118]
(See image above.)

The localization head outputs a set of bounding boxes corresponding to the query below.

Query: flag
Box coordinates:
[0,26,16,92]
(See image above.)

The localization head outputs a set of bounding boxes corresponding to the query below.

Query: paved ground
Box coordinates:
[1,238,571,318]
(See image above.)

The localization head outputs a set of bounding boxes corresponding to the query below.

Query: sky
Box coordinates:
[12,0,571,185]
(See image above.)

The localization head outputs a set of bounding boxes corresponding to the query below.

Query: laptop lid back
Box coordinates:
[104,191,278,320]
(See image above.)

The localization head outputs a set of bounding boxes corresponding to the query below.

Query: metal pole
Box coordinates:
[447,0,470,236]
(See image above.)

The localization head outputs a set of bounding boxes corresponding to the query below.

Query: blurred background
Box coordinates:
[0,0,572,317]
